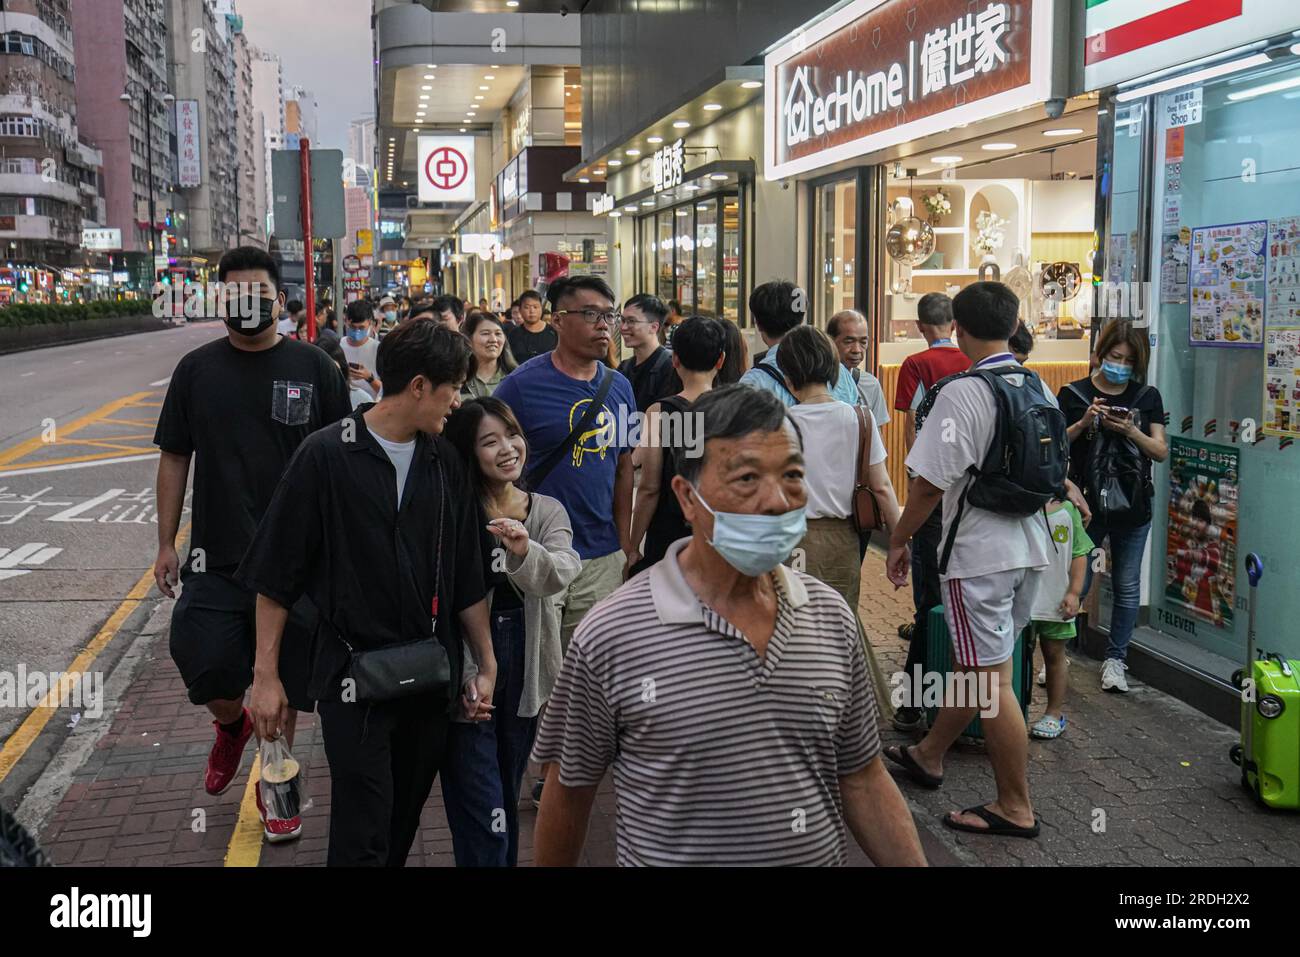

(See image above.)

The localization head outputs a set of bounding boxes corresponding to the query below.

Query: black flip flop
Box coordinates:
[942,805,1041,839]
[883,744,943,789]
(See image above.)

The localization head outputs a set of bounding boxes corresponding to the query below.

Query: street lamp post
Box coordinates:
[120,82,174,285]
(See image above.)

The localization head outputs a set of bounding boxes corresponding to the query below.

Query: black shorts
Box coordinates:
[169,570,316,713]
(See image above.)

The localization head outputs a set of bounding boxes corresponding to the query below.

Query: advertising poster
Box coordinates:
[1264,216,1300,436]
[1164,437,1238,628]
[1190,220,1266,346]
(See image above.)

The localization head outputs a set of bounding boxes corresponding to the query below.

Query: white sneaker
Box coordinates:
[1100,658,1129,693]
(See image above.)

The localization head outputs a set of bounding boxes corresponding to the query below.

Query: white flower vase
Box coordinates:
[978,253,1001,282]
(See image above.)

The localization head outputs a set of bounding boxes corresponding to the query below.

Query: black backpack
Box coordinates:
[1066,383,1154,528]
[920,365,1069,574]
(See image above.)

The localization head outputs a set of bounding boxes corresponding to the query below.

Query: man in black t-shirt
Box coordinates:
[505,289,558,362]
[616,293,682,413]
[153,246,351,844]
[240,321,496,867]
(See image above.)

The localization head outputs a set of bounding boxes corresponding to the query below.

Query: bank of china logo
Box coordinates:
[568,399,615,467]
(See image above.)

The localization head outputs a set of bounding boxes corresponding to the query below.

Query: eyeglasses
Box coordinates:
[619,314,650,326]
[554,309,619,326]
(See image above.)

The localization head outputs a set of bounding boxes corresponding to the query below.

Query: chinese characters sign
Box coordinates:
[766,0,1049,179]
[176,100,201,188]
[1164,437,1238,630]
[652,138,684,193]
[1189,221,1266,347]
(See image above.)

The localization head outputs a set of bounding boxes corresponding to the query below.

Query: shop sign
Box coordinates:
[1084,0,1300,92]
[418,136,476,204]
[177,100,201,188]
[356,229,373,256]
[82,228,122,251]
[653,138,685,192]
[1163,88,1202,129]
[765,0,1050,180]
[592,193,615,216]
[342,254,362,273]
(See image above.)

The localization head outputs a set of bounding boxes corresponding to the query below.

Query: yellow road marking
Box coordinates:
[48,439,156,454]
[0,391,156,467]
[224,754,265,868]
[0,450,159,474]
[99,418,159,428]
[0,522,191,786]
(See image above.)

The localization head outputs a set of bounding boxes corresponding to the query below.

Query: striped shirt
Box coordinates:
[530,538,880,866]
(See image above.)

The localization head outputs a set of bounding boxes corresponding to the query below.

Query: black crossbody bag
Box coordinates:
[331,458,451,703]
[524,367,614,490]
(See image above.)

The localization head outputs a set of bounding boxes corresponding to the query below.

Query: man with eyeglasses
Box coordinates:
[494,276,639,651]
[616,294,683,413]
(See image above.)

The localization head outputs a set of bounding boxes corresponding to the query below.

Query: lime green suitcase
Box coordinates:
[1229,555,1300,810]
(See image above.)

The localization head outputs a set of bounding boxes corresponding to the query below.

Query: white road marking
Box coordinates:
[149,378,170,387]
[0,541,62,580]
[20,372,34,377]
[46,489,125,522]
[0,454,159,477]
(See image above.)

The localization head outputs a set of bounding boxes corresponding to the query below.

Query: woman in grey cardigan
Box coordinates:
[440,396,581,867]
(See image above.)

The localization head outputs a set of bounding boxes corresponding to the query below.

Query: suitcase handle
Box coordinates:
[1246,553,1263,587]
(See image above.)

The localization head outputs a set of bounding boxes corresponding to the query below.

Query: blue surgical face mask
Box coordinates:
[1100,360,1132,385]
[347,326,369,344]
[691,485,806,577]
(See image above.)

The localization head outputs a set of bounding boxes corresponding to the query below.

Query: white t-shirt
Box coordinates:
[1030,503,1087,622]
[348,385,373,410]
[904,356,1054,581]
[786,402,886,520]
[342,335,380,399]
[371,429,417,505]
[276,316,296,336]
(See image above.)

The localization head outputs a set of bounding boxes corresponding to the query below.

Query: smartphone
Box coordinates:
[1105,405,1131,417]
[348,362,361,370]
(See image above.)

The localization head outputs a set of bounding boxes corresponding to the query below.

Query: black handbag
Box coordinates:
[338,458,451,703]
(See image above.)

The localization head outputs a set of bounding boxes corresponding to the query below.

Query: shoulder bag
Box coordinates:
[851,405,885,533]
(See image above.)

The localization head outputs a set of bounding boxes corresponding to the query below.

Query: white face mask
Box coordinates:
[692,485,807,577]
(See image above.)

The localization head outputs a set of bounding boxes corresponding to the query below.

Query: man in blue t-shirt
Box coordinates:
[494,275,636,650]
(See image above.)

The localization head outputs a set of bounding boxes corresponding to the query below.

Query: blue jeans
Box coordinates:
[1083,521,1150,662]
[440,607,536,867]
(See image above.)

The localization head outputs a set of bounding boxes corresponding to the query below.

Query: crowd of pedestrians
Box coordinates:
[152,244,1157,866]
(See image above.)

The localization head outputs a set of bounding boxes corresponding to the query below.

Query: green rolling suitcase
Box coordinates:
[1229,555,1300,810]
[922,605,1034,739]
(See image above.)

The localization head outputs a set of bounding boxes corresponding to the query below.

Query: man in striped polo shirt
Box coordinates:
[531,386,926,866]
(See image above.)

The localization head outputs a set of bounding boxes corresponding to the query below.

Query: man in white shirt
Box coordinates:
[342,299,382,399]
[882,281,1051,840]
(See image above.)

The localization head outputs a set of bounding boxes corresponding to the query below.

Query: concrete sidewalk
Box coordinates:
[26,552,1300,867]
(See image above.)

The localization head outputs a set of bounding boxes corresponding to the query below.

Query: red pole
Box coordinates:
[300,138,316,342]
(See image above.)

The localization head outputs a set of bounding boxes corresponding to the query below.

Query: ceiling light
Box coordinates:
[423,74,435,80]
[479,86,489,91]
[459,127,466,132]
[1042,128,1084,137]
[420,95,430,100]
[709,173,728,180]
[625,148,641,156]
[607,159,622,166]
[982,142,1017,150]
[741,80,762,89]
[623,205,638,212]
[647,136,663,144]
[676,209,688,216]
[491,65,500,68]
[703,102,722,111]
[484,75,495,80]
[1227,74,1300,101]
[672,120,690,129]
[640,200,654,207]
[593,168,605,175]
[683,184,700,191]
[507,0,519,6]
[412,128,420,133]
[579,177,590,183]
[930,155,962,164]
[474,95,484,100]
[608,211,622,218]
[421,85,432,91]
[427,64,437,69]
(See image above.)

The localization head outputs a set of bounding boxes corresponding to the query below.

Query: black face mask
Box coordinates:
[225,297,278,336]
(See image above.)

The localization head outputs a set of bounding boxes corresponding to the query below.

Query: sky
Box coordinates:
[239,0,374,151]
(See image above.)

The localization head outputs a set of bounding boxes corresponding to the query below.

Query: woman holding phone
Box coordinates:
[439,396,581,866]
[1058,321,1168,694]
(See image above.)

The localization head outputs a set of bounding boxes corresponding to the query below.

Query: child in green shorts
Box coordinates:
[1028,498,1093,739]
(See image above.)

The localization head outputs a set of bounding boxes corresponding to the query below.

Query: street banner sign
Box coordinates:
[272,149,346,239]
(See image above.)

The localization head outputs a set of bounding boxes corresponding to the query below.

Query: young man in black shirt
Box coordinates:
[153,246,352,843]
[617,293,682,413]
[505,289,558,362]
[241,321,497,867]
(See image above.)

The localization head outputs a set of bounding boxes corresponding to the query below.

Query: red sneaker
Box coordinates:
[204,709,253,796]
[254,780,303,843]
